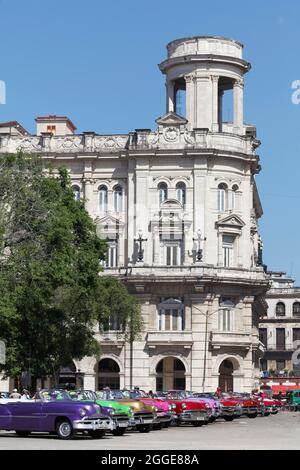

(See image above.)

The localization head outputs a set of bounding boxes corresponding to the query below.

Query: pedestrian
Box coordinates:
[148,390,154,397]
[215,386,222,398]
[10,388,21,399]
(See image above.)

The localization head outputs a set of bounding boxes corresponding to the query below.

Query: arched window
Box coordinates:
[218,183,228,212]
[98,358,120,390]
[158,182,168,204]
[72,185,80,201]
[113,185,123,212]
[276,302,286,317]
[98,185,108,212]
[176,182,186,206]
[293,302,300,316]
[230,184,239,210]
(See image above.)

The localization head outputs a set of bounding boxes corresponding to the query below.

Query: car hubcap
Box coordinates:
[60,422,71,437]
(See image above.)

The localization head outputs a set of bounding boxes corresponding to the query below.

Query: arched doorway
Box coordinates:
[218,359,234,392]
[156,357,186,391]
[98,358,120,390]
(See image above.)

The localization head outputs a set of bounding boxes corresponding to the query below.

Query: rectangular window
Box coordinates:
[222,235,235,267]
[218,308,233,332]
[161,239,183,266]
[105,241,118,268]
[276,328,285,350]
[158,299,184,331]
[293,328,300,343]
[47,125,56,135]
[259,328,268,348]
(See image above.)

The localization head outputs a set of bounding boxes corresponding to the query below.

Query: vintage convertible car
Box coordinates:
[0,389,114,439]
[101,389,155,433]
[219,395,242,421]
[124,390,174,429]
[165,391,212,426]
[192,393,221,422]
[229,393,259,418]
[69,390,130,436]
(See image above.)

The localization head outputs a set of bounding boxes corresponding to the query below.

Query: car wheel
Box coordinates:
[163,421,170,428]
[112,428,126,436]
[137,424,151,433]
[56,419,74,440]
[224,416,234,422]
[15,431,30,437]
[153,423,162,430]
[247,413,257,419]
[89,430,105,439]
[209,417,216,423]
[264,411,270,416]
[192,422,203,427]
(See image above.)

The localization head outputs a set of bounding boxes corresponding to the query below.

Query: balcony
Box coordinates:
[0,128,259,158]
[104,265,266,285]
[210,330,256,350]
[95,331,125,349]
[146,330,193,348]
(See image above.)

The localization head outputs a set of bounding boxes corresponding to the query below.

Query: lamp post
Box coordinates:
[193,230,206,262]
[134,229,147,262]
[193,301,219,392]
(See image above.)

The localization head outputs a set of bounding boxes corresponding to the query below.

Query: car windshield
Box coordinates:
[97,390,124,400]
[69,390,96,401]
[40,389,71,402]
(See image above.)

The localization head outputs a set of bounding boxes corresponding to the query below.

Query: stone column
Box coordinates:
[195,75,212,130]
[211,75,219,132]
[218,90,224,132]
[84,178,94,216]
[127,160,135,264]
[233,79,244,134]
[185,74,195,129]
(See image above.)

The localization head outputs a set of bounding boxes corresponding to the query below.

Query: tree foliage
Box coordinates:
[0,153,142,381]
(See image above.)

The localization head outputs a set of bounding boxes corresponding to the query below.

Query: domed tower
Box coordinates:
[159,36,250,133]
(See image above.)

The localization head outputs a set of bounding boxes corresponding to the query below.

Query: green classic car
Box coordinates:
[286,390,300,410]
[69,390,132,436]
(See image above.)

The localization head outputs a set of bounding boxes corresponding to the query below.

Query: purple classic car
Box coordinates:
[0,389,114,439]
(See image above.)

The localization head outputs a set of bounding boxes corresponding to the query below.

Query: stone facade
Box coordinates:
[259,272,300,376]
[0,36,268,393]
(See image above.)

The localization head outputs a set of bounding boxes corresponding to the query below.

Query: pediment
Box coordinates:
[160,198,183,209]
[95,214,125,231]
[155,111,188,126]
[216,214,245,228]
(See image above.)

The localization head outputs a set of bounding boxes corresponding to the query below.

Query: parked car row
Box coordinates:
[0,388,283,440]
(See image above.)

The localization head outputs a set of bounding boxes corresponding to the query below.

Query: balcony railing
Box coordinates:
[146,330,193,347]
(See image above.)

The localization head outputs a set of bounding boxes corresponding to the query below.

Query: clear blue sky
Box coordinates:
[1,0,300,282]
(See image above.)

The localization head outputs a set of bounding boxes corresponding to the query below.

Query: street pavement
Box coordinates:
[0,412,299,450]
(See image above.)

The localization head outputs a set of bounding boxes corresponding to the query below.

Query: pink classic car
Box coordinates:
[125,391,174,429]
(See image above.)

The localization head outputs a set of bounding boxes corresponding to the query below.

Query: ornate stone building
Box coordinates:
[0,36,268,393]
[260,272,300,377]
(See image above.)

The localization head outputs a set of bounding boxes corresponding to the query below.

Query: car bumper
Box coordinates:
[242,406,258,415]
[130,412,154,427]
[153,411,173,424]
[220,407,242,417]
[73,416,115,431]
[178,410,212,423]
[112,413,130,429]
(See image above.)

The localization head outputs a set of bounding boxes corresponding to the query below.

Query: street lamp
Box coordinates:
[193,301,219,392]
[193,230,206,262]
[134,229,147,262]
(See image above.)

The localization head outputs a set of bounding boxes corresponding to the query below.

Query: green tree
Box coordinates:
[0,153,142,386]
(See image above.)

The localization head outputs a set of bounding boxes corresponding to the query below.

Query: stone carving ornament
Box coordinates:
[163,126,179,142]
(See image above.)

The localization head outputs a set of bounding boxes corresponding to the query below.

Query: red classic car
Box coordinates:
[229,393,259,418]
[166,391,212,426]
[219,395,242,421]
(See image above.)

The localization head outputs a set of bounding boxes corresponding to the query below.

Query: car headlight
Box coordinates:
[182,403,187,409]
[171,403,176,409]
[153,406,158,412]
[168,405,172,411]
[79,408,87,417]
[205,403,210,409]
